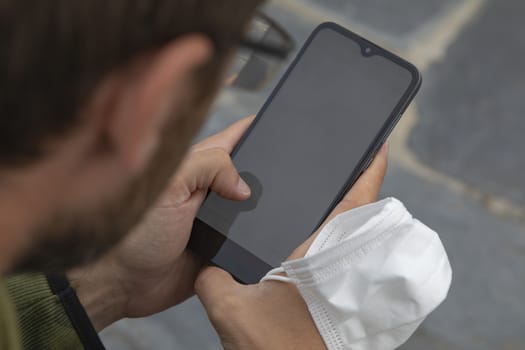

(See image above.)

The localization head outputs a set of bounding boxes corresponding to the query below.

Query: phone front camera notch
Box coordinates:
[362,46,373,57]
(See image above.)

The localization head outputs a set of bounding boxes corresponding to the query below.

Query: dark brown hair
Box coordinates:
[0,0,262,165]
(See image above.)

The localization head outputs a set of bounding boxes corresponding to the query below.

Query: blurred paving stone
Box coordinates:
[303,0,459,37]
[409,0,525,206]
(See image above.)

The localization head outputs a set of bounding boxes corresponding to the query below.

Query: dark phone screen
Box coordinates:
[197,26,414,268]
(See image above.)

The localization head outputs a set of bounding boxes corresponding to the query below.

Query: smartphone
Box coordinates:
[189,22,421,284]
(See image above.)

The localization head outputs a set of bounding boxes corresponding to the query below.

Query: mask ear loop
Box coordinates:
[260,267,294,283]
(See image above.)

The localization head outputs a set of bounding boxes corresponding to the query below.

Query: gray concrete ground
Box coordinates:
[101,1,525,349]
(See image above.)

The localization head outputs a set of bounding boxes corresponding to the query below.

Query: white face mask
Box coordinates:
[262,198,452,350]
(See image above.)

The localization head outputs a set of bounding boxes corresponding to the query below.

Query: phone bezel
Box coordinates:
[189,22,422,284]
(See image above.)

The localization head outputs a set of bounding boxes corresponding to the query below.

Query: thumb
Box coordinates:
[171,148,251,205]
[195,266,239,313]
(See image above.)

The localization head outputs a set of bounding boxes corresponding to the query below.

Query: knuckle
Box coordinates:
[205,147,232,165]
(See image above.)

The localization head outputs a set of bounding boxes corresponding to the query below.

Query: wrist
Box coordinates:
[67,261,128,332]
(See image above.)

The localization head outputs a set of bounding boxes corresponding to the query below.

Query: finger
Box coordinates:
[193,115,256,154]
[288,143,389,260]
[170,148,251,205]
[195,266,239,315]
[327,142,388,220]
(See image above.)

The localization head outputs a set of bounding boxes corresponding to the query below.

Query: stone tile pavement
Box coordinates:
[100,1,525,349]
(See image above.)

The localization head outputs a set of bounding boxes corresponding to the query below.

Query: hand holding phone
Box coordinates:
[195,147,388,350]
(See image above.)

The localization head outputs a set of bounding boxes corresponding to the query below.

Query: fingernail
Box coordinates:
[237,177,251,196]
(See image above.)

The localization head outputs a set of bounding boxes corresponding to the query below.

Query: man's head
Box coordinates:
[0,0,262,273]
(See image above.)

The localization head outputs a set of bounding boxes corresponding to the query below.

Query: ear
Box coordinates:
[105,35,214,174]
